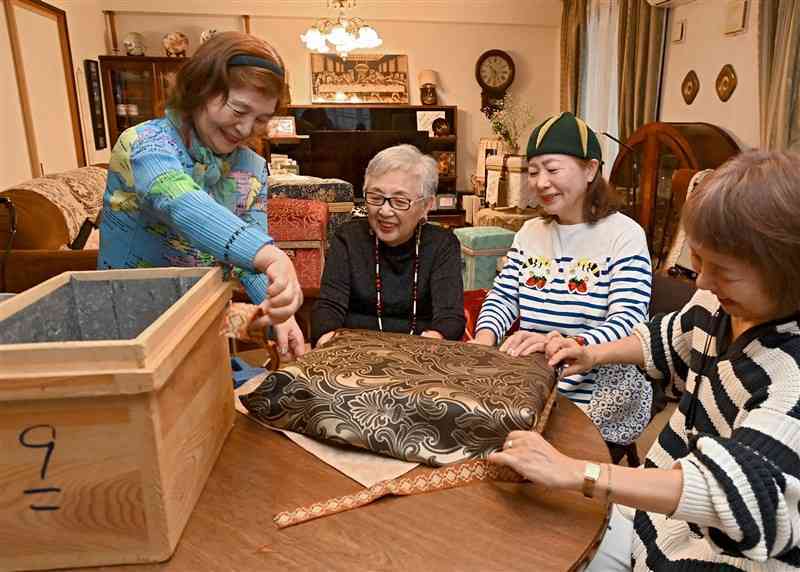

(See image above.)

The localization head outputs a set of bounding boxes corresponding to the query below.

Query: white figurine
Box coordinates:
[200,29,218,44]
[162,32,189,57]
[122,32,145,56]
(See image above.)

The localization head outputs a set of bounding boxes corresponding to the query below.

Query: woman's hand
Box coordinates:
[273,316,306,360]
[420,330,444,339]
[316,331,336,347]
[254,244,303,325]
[489,430,584,490]
[469,329,496,346]
[499,331,548,356]
[544,332,596,376]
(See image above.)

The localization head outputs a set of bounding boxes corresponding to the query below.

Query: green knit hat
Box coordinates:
[526,112,603,163]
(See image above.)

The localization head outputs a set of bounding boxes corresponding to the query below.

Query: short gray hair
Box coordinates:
[363,144,438,199]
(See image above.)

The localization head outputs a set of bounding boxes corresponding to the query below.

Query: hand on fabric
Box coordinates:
[420,330,444,339]
[274,316,306,360]
[545,332,596,377]
[254,244,303,325]
[488,430,583,490]
[499,331,548,356]
[316,331,336,347]
[469,329,496,346]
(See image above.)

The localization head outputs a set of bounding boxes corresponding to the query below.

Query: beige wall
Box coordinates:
[0,0,109,190]
[660,0,759,148]
[111,0,562,188]
[48,0,112,165]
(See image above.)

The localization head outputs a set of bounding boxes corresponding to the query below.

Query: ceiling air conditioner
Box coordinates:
[645,0,695,7]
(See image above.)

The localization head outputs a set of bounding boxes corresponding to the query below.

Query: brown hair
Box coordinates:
[538,157,619,224]
[682,149,800,315]
[167,31,286,127]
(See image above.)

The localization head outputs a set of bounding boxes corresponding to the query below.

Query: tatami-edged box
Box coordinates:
[454,226,515,290]
[0,267,234,571]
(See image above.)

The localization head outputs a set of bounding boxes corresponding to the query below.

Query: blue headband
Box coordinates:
[228,54,284,79]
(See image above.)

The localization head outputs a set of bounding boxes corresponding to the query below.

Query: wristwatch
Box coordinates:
[581,462,602,499]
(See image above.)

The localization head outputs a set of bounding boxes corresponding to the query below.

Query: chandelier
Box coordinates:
[301,0,382,58]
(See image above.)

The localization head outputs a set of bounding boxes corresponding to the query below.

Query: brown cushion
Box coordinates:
[240,329,557,466]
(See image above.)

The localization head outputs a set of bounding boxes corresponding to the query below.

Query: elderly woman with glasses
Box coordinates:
[311,144,466,346]
[98,32,305,357]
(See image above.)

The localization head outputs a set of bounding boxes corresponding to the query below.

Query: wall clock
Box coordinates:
[476,49,515,117]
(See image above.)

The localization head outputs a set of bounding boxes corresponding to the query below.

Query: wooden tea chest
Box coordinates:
[0,267,234,571]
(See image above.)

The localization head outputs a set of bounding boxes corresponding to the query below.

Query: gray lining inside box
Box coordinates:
[0,276,200,344]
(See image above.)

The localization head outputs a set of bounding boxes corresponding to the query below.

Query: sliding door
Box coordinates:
[3,0,85,178]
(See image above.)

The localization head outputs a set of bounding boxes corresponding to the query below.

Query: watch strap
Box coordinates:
[581,462,602,499]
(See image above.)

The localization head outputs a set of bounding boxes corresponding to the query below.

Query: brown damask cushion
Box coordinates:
[240,329,557,466]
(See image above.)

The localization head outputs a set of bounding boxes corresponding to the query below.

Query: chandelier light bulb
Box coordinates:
[301,0,382,57]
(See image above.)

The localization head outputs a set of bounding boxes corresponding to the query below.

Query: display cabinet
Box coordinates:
[283,104,458,198]
[99,56,185,146]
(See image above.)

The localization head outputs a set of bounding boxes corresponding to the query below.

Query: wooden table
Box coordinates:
[86,395,610,572]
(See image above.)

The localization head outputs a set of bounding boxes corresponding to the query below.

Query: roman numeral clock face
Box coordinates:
[480,55,512,89]
[476,50,515,118]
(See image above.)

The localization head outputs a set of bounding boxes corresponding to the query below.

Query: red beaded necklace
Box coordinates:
[374,223,423,334]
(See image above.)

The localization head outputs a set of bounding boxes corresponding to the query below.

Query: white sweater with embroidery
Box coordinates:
[476,213,652,403]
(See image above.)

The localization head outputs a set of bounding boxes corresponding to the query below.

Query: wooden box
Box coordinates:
[0,267,234,571]
[486,154,537,209]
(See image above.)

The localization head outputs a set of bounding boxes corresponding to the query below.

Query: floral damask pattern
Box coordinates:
[241,329,556,466]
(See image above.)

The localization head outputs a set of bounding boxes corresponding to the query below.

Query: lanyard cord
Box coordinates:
[374,223,422,335]
[685,309,721,441]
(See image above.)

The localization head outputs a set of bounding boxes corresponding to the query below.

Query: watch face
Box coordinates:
[480,55,512,89]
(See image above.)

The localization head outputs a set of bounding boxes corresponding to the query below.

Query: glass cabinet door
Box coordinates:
[108,62,155,134]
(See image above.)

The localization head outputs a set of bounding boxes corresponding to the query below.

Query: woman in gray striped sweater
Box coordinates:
[492,150,800,570]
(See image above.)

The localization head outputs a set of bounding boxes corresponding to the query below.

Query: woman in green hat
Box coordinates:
[472,112,653,455]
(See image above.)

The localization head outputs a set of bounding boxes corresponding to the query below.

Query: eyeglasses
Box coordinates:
[224,101,271,128]
[364,192,425,211]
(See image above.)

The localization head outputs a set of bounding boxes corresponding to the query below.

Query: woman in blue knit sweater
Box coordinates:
[98,32,304,356]
[494,150,800,570]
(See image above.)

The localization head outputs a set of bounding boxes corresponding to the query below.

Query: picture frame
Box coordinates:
[310,53,409,104]
[434,193,458,211]
[83,59,107,150]
[266,116,297,138]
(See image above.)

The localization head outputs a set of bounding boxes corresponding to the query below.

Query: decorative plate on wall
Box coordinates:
[715,64,738,102]
[681,70,700,105]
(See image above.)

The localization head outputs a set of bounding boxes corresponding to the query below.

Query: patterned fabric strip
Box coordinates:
[273,385,558,529]
[273,459,525,529]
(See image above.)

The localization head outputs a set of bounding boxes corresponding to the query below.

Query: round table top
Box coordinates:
[84,395,610,572]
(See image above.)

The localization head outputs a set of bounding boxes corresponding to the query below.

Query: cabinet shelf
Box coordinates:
[100,55,185,147]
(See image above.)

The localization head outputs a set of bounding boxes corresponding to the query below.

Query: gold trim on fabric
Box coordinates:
[575,116,589,156]
[536,114,563,149]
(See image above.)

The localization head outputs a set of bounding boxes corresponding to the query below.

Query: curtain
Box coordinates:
[616,0,666,142]
[760,0,800,150]
[579,0,621,176]
[561,0,588,113]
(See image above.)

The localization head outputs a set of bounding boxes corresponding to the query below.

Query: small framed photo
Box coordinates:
[267,116,296,138]
[434,193,458,211]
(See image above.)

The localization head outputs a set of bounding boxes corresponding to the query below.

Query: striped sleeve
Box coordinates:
[671,335,800,562]
[129,128,273,270]
[578,229,651,345]
[475,245,523,342]
[634,289,712,398]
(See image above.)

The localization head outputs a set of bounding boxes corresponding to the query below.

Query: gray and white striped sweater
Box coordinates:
[632,289,800,570]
